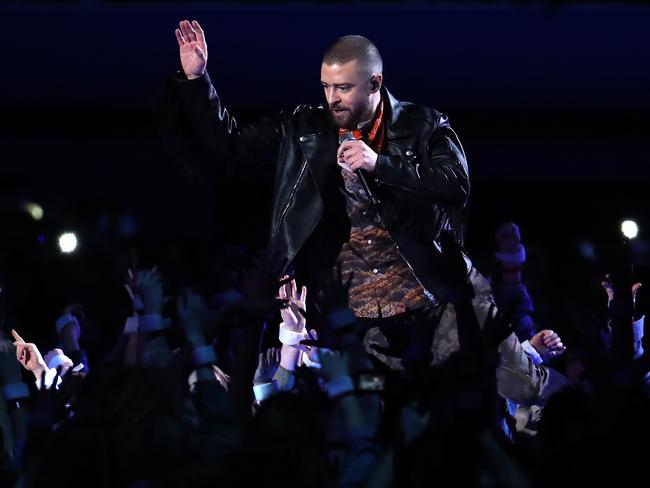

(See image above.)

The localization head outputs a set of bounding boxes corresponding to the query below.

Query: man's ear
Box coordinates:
[370,75,382,93]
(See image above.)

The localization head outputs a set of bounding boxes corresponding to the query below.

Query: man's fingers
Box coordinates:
[192,20,206,46]
[337,140,356,158]
[181,20,198,47]
[182,20,200,45]
[179,20,192,41]
[184,22,198,41]
[175,28,186,46]
[348,157,364,171]
[11,329,25,344]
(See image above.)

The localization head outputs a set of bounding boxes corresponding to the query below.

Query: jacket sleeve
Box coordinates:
[373,113,469,206]
[495,332,572,405]
[155,71,285,179]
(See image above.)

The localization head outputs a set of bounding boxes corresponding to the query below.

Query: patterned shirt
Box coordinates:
[336,157,429,318]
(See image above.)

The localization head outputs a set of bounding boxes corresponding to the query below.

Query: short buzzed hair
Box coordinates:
[322,35,383,75]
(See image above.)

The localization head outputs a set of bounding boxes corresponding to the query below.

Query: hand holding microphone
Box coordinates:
[338,131,380,206]
[337,131,379,173]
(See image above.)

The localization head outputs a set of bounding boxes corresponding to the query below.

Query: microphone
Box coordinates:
[338,131,379,207]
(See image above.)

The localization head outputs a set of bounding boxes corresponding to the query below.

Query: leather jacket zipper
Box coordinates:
[271,157,309,272]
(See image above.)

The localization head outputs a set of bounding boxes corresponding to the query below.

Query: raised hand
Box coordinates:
[59,303,84,342]
[134,268,164,315]
[278,276,307,333]
[253,347,281,385]
[177,289,209,346]
[601,274,642,305]
[175,19,208,79]
[319,349,349,382]
[12,329,48,379]
[125,268,144,315]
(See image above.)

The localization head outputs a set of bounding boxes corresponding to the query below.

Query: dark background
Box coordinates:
[1,1,649,351]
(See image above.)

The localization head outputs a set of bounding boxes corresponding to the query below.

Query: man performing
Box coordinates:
[160,20,562,399]
[164,19,467,309]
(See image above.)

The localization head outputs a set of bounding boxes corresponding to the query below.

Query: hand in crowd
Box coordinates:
[177,289,209,347]
[43,348,74,376]
[125,268,144,315]
[253,347,281,385]
[133,268,165,315]
[12,329,48,379]
[530,329,566,358]
[601,274,642,305]
[175,20,208,80]
[278,276,307,333]
[495,222,521,253]
[319,350,349,382]
[60,303,84,340]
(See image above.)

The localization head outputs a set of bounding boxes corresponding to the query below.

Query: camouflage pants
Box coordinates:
[362,267,497,370]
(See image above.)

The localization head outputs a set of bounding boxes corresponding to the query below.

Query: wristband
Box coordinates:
[3,382,30,401]
[138,314,171,332]
[326,375,355,399]
[56,314,79,334]
[123,316,139,334]
[278,322,306,345]
[253,381,279,402]
[192,345,217,367]
[521,340,543,365]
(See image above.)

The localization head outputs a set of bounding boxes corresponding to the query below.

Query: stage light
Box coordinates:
[23,202,44,221]
[58,232,78,254]
[621,220,638,239]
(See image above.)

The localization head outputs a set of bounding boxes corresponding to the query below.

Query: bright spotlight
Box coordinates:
[58,232,78,254]
[621,220,638,239]
[23,202,44,221]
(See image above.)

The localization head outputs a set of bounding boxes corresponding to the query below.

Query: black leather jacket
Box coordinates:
[159,73,469,302]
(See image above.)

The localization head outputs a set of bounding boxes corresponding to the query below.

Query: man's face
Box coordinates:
[321,60,376,129]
